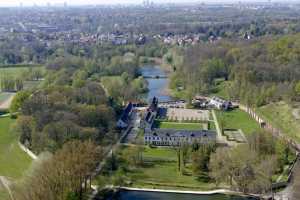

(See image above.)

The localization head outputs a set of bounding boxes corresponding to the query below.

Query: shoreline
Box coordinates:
[118,186,263,199]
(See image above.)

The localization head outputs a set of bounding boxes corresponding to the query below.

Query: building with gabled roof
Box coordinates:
[117,102,133,129]
[144,129,216,146]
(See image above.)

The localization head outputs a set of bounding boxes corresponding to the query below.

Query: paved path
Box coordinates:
[0,93,15,110]
[18,142,37,160]
[0,176,14,200]
[211,110,230,145]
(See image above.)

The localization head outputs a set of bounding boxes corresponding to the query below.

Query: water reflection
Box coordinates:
[114,191,257,200]
[140,65,172,103]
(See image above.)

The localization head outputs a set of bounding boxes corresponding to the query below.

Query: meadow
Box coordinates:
[216,109,262,135]
[256,102,300,143]
[98,145,218,190]
[0,117,32,179]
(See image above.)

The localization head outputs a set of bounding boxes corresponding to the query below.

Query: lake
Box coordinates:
[140,65,173,103]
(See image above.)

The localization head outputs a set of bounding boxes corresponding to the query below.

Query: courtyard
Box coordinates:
[160,108,210,122]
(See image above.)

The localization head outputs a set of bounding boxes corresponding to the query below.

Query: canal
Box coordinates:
[111,190,257,200]
[140,65,173,103]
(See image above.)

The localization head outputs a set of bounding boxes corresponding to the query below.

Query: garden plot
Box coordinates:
[223,129,247,143]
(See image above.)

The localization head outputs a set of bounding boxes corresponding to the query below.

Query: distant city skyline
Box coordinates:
[0,0,296,7]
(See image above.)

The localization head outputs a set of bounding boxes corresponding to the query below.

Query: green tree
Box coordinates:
[10,91,30,114]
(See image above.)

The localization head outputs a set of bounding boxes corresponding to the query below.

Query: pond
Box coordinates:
[140,65,173,103]
[111,190,258,200]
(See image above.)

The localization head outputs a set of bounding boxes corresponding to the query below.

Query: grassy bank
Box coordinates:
[98,145,218,190]
[0,117,32,179]
[256,102,300,143]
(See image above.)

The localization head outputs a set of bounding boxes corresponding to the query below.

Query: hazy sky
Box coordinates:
[0,0,293,6]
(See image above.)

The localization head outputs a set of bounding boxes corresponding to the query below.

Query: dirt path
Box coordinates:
[0,176,14,200]
[0,93,15,110]
[291,160,300,199]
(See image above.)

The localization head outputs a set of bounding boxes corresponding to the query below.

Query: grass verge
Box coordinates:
[256,102,300,143]
[0,117,32,179]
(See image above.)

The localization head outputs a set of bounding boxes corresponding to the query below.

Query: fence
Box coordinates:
[238,104,300,152]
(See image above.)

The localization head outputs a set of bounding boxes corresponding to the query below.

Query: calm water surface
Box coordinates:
[114,191,257,200]
[140,66,172,103]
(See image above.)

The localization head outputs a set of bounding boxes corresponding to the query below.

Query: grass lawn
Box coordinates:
[256,102,300,143]
[142,146,177,161]
[216,109,262,135]
[154,120,204,130]
[0,65,45,91]
[125,161,216,190]
[0,117,32,179]
[0,66,33,77]
[0,185,10,200]
[100,145,218,190]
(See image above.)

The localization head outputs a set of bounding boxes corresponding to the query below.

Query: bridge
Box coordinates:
[142,75,168,79]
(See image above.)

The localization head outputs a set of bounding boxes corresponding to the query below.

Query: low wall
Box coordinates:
[18,142,38,160]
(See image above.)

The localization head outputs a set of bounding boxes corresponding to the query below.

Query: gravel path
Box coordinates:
[0,94,15,110]
[0,176,14,200]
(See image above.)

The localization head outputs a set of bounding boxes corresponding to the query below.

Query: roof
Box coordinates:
[146,129,216,139]
[149,97,158,112]
[120,102,133,122]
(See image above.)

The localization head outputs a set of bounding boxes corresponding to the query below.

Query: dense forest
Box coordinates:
[170,34,300,106]
[12,43,160,154]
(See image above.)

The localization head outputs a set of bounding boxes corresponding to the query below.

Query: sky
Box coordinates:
[0,0,294,7]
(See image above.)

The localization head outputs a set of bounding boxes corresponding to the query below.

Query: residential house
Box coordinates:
[209,96,232,110]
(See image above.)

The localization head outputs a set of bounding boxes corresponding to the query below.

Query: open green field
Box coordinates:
[256,102,300,143]
[124,161,215,190]
[0,117,32,179]
[0,66,33,77]
[0,65,45,77]
[0,65,45,91]
[153,120,204,130]
[0,184,10,200]
[216,109,262,135]
[143,146,177,161]
[99,145,217,190]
